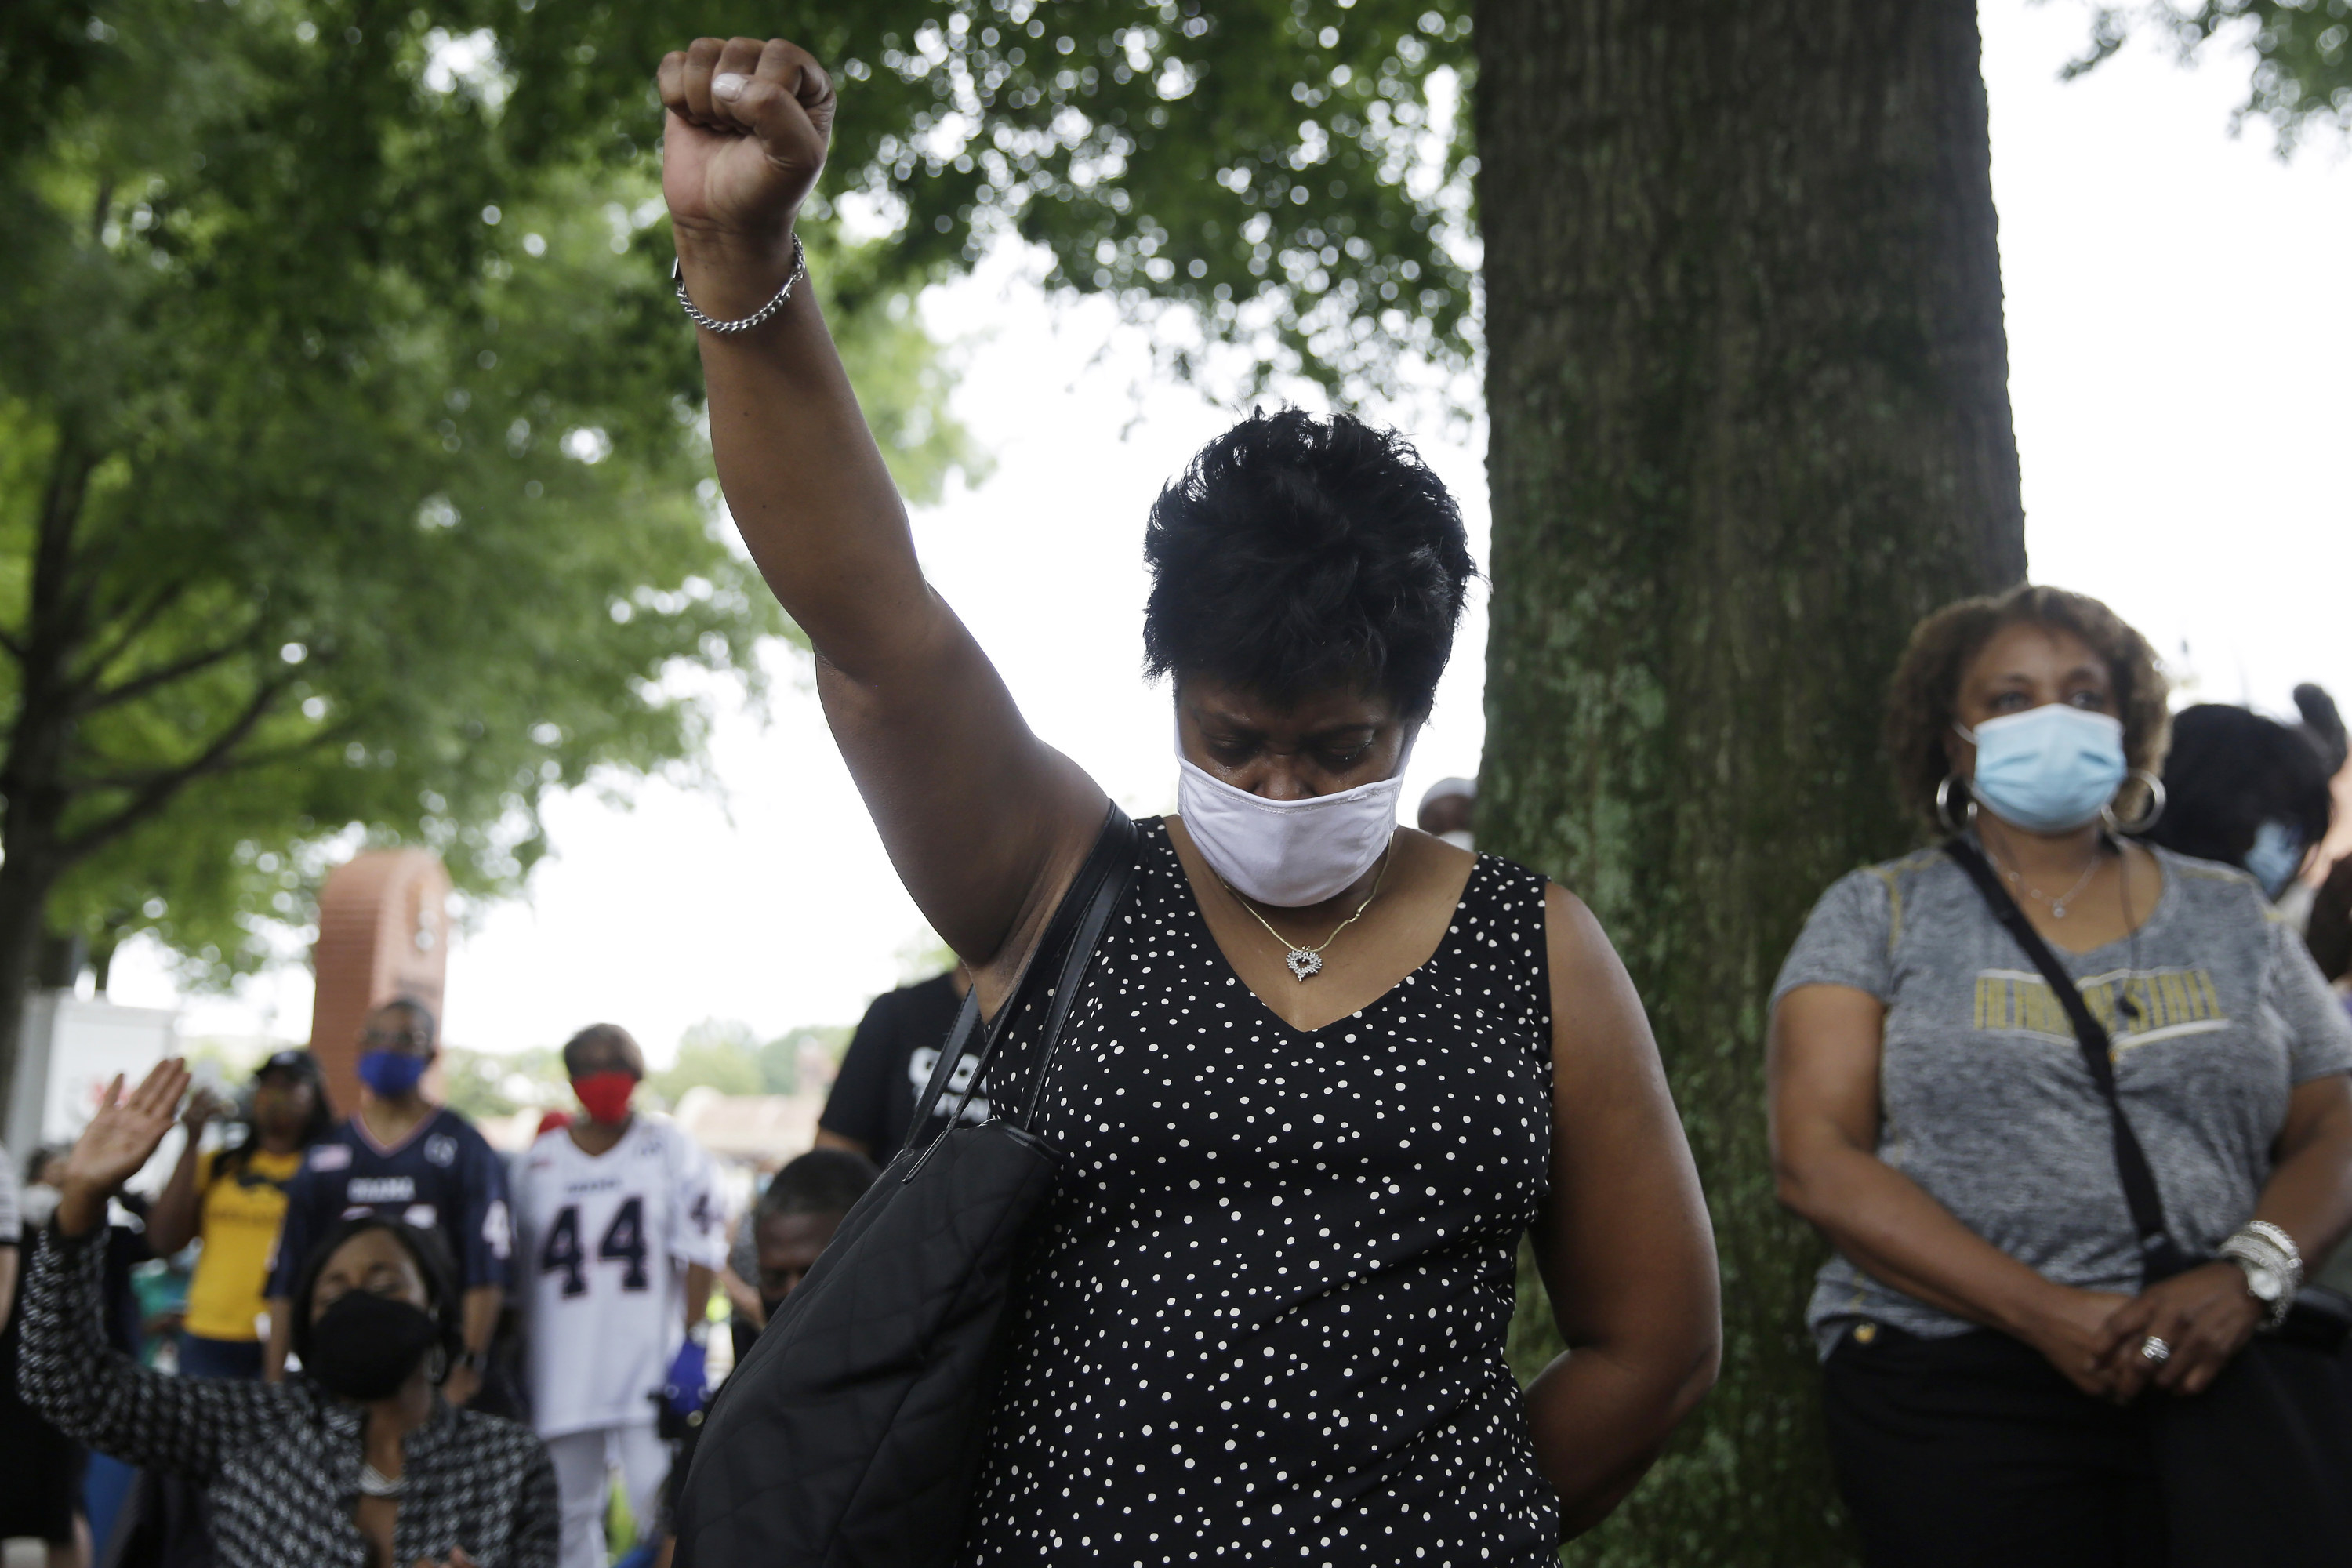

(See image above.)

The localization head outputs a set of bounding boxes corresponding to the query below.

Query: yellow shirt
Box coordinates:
[181,1147,305,1343]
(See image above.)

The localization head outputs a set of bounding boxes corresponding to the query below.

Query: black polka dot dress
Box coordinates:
[963,818,1562,1565]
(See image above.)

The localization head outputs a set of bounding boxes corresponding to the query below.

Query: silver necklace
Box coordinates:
[358,1461,404,1498]
[1221,854,1392,982]
[1985,839,2102,920]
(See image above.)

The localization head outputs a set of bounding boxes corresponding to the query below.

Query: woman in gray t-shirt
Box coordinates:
[1769,584,2352,1566]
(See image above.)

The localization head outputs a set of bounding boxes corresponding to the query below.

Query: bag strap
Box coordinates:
[902,804,1139,1167]
[903,988,983,1155]
[1017,810,1138,1129]
[1944,835,2187,1279]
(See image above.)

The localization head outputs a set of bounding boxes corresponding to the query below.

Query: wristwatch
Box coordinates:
[2220,1221,2303,1330]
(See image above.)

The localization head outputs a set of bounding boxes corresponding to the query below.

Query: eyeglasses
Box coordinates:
[360,1028,432,1049]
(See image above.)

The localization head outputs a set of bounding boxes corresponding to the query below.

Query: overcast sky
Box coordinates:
[113,4,2352,1064]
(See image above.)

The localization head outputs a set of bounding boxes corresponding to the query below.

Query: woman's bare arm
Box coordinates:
[1524,887,1719,1537]
[1769,983,2127,1396]
[2252,1073,2352,1266]
[659,38,1103,994]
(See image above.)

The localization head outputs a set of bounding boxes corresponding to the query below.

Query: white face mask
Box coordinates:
[1175,729,1411,908]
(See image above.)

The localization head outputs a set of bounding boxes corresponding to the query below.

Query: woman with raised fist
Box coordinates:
[656,34,1720,1564]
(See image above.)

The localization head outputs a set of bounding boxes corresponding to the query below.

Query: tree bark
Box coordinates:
[0,849,62,1138]
[0,434,93,1133]
[1473,2,2025,1560]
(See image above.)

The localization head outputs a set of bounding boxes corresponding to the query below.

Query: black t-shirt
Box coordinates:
[818,972,979,1157]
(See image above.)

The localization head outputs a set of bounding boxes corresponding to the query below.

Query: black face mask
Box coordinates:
[305,1288,441,1400]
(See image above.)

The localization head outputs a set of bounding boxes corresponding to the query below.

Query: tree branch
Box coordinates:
[59,674,297,861]
[74,634,259,717]
[69,578,199,695]
[64,724,346,793]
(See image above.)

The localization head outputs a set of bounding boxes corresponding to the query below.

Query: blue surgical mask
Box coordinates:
[2245,821,2305,901]
[1957,704,2128,834]
[357,1049,429,1098]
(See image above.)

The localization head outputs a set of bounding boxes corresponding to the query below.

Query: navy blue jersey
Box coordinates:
[267,1106,514,1298]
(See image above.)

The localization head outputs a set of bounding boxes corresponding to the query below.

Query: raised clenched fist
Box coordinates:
[659,38,833,260]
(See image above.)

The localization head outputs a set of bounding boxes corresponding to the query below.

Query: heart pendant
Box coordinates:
[1287,949,1322,982]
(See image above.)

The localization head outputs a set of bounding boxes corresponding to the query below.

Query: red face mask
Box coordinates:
[572,1071,638,1124]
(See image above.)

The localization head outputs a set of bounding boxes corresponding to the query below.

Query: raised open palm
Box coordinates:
[658,37,833,249]
[64,1058,191,1200]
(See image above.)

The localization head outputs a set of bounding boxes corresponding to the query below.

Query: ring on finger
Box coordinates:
[2139,1334,2171,1364]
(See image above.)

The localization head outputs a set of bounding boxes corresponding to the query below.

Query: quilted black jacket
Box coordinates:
[20,1222,557,1568]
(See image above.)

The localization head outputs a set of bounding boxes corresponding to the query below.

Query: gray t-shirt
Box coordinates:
[1773,843,2352,1355]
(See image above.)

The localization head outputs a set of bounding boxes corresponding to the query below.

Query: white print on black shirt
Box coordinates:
[907,1045,992,1127]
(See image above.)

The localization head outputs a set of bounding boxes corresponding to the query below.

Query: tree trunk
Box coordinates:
[0,849,60,1138]
[0,432,93,1134]
[1473,2,2026,1561]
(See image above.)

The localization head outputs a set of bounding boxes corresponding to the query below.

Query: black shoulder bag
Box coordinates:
[675,805,1140,1568]
[1943,835,2350,1350]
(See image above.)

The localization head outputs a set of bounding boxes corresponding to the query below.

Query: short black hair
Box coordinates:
[2294,684,2347,778]
[369,996,439,1047]
[1142,408,1474,717]
[561,1023,644,1077]
[757,1148,880,1221]
[2142,702,2334,868]
[215,1054,335,1189]
[285,1215,466,1382]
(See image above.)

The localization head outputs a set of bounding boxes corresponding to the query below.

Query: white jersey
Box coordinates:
[513,1116,727,1438]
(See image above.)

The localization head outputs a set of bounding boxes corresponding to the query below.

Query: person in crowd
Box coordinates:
[720,1146,880,1359]
[1416,775,1477,850]
[20,1058,557,1568]
[510,1025,725,1568]
[663,1147,880,1568]
[1,1137,89,1568]
[2141,694,2336,903]
[265,999,514,1412]
[814,966,974,1160]
[9,1144,158,1568]
[1769,584,2352,1564]
[655,38,1721,1559]
[147,1049,333,1379]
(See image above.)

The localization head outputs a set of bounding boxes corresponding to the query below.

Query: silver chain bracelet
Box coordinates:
[670,234,807,335]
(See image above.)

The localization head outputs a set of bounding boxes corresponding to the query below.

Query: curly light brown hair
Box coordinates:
[1886,584,2171,833]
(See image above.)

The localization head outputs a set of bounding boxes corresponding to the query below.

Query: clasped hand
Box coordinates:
[2038,1266,2260,1402]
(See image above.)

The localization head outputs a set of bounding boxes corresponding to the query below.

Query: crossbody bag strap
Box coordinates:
[902,804,1138,1178]
[1944,835,2185,1279]
[902,989,983,1156]
[1018,809,1139,1129]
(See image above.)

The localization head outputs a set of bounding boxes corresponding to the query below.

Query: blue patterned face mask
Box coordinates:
[1955,704,2127,834]
[2245,821,2306,901]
